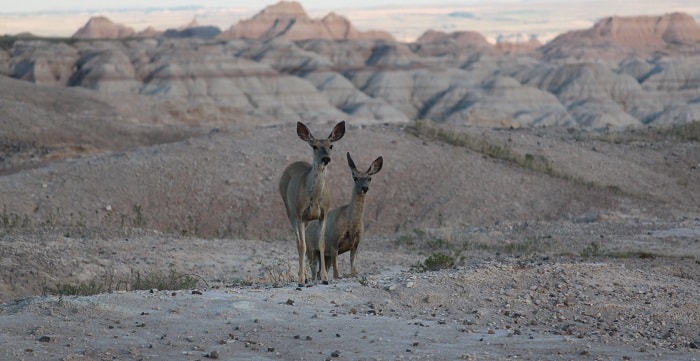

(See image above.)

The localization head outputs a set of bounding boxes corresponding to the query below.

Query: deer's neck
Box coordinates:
[348,192,367,221]
[306,163,327,199]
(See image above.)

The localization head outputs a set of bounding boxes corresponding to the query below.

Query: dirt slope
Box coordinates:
[0,71,698,360]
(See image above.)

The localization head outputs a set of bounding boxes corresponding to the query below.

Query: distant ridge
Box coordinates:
[542,12,700,58]
[163,20,221,39]
[69,1,394,41]
[67,3,700,57]
[217,1,394,41]
[415,29,541,54]
[415,30,491,48]
[72,16,135,39]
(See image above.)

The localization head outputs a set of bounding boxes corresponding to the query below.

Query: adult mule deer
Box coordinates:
[306,152,383,280]
[279,121,346,286]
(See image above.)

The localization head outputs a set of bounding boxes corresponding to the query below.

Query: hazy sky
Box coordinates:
[3,0,481,13]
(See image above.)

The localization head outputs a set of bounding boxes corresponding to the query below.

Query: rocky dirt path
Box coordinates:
[1,255,698,360]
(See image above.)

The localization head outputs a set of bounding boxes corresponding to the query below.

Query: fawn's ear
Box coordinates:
[297,122,314,142]
[346,152,357,171]
[328,121,346,142]
[367,156,383,175]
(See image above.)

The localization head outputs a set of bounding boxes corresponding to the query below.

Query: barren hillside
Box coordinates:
[3,8,700,130]
[0,5,699,358]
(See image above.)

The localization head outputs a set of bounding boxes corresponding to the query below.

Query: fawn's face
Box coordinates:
[297,121,346,166]
[347,153,383,195]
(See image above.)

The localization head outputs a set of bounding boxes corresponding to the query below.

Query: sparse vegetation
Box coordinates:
[43,266,199,297]
[1,205,31,233]
[181,215,201,236]
[130,204,147,227]
[459,235,564,258]
[130,267,199,291]
[590,121,700,144]
[580,241,605,258]
[408,120,560,176]
[394,233,416,247]
[1,203,157,236]
[416,252,455,272]
[259,258,296,285]
[502,236,555,255]
[666,121,700,141]
[395,228,453,251]
[578,241,688,260]
[408,119,523,165]
[407,119,639,196]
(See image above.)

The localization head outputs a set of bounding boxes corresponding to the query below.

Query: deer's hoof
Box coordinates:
[322,280,329,285]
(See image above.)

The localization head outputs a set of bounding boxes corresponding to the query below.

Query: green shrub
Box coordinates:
[417,252,455,272]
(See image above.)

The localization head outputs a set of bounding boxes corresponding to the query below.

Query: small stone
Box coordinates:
[331,350,341,357]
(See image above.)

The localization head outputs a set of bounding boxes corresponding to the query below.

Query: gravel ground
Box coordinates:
[1,219,699,360]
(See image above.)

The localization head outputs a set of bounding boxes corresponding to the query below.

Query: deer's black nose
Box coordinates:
[361,186,369,193]
[321,156,331,165]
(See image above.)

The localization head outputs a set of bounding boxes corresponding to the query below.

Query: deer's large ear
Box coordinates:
[367,156,383,175]
[346,152,357,171]
[328,121,346,142]
[297,122,314,142]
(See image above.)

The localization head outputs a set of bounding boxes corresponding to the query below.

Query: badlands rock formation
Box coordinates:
[162,20,221,39]
[4,4,700,129]
[70,2,394,42]
[542,12,700,59]
[72,16,136,39]
[217,1,394,41]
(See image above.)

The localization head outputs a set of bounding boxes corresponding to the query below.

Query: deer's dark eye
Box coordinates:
[329,144,333,149]
[367,177,372,182]
[312,145,318,150]
[353,177,358,182]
